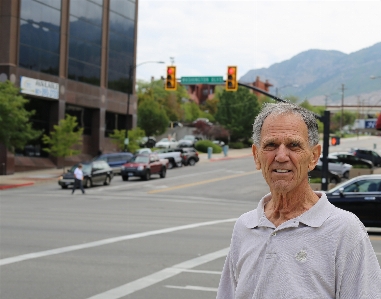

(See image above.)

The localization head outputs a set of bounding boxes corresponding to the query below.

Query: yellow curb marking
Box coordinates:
[148,170,260,194]
[369,236,381,241]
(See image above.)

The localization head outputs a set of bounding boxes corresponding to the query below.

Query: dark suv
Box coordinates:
[350,149,381,167]
[93,152,133,175]
[174,148,200,166]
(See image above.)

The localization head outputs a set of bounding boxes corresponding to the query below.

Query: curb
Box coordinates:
[209,154,253,162]
[0,182,34,190]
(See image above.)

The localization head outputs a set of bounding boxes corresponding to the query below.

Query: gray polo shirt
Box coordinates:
[217,192,381,299]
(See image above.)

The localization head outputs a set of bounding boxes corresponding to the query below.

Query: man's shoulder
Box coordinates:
[235,209,258,229]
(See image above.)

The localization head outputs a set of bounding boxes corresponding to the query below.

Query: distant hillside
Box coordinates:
[240,42,381,105]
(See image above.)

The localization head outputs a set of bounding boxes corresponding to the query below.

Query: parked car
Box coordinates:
[120,153,168,181]
[173,147,200,166]
[309,165,341,184]
[329,152,373,169]
[135,148,152,155]
[350,148,381,167]
[317,155,352,178]
[192,118,211,126]
[138,136,156,148]
[58,161,113,189]
[154,148,183,169]
[155,138,179,149]
[93,152,133,175]
[169,121,183,128]
[213,140,225,147]
[178,135,202,147]
[326,174,381,227]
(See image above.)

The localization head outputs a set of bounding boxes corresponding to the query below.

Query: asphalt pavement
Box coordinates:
[0,148,253,190]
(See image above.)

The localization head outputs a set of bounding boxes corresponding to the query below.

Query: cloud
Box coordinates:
[136,1,381,82]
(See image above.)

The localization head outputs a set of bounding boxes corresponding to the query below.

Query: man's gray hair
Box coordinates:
[252,102,319,147]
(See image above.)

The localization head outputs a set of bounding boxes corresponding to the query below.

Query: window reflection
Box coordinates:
[68,0,103,86]
[19,0,61,75]
[108,0,136,92]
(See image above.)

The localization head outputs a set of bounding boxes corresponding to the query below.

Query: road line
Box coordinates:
[165,285,218,292]
[148,170,259,194]
[376,252,381,256]
[86,248,229,299]
[179,269,222,275]
[0,219,235,266]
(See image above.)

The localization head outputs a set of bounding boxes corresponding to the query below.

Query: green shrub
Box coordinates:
[195,140,222,153]
[352,164,371,169]
[229,142,245,149]
[309,177,322,183]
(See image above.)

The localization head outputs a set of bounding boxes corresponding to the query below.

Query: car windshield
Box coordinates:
[132,156,149,163]
[69,164,91,173]
[183,135,194,140]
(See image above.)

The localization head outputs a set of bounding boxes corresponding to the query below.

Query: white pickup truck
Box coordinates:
[154,149,183,169]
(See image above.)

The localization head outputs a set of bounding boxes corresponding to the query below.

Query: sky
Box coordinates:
[136,0,381,84]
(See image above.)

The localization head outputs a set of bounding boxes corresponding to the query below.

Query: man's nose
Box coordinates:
[275,144,290,162]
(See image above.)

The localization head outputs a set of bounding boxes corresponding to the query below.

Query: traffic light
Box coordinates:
[226,66,238,91]
[165,66,177,91]
[331,136,340,146]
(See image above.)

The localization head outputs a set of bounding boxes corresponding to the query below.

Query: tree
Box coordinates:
[109,127,145,153]
[0,81,41,151]
[137,99,169,136]
[182,101,201,122]
[332,110,357,132]
[215,87,260,142]
[42,114,83,170]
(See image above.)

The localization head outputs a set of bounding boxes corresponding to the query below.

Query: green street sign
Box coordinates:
[180,76,224,85]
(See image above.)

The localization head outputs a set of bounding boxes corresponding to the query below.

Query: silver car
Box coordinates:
[317,155,352,178]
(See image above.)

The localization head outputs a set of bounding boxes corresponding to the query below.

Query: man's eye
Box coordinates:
[290,142,300,147]
[264,143,276,148]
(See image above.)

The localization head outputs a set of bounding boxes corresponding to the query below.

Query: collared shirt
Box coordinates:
[74,167,83,180]
[217,192,381,299]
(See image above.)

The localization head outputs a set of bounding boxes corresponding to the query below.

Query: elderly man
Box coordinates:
[217,102,381,298]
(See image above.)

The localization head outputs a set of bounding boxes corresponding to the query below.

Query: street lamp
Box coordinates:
[124,61,165,151]
[275,84,299,97]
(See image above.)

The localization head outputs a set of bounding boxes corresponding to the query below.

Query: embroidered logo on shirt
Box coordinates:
[295,250,307,263]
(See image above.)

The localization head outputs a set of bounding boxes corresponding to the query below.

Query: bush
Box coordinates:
[229,142,245,149]
[195,140,222,153]
[309,177,322,183]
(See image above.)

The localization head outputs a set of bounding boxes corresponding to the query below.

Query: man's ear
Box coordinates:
[309,144,321,171]
[252,144,261,170]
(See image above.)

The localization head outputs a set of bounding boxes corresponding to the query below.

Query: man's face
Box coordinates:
[252,113,321,193]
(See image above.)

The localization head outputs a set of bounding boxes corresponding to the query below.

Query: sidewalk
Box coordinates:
[0,148,253,190]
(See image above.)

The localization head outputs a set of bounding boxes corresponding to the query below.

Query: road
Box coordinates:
[1,138,380,299]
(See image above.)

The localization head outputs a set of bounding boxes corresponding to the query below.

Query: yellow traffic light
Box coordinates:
[226,66,238,91]
[165,66,177,91]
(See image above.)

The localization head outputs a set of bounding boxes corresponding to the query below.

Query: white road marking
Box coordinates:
[376,252,381,256]
[165,285,218,292]
[86,248,229,299]
[0,219,235,266]
[179,269,222,275]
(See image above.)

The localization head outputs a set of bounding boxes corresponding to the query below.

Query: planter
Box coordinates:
[349,168,373,179]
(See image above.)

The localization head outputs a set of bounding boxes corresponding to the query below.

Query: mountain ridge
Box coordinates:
[240,42,381,105]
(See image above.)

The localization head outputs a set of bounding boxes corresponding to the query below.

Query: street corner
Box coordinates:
[0,182,34,190]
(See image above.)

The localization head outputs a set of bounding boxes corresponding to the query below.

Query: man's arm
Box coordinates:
[217,250,236,299]
[336,234,381,298]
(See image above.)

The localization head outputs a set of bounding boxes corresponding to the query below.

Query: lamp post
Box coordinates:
[275,84,299,97]
[124,61,165,151]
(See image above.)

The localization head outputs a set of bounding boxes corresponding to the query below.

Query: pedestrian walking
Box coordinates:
[72,164,85,194]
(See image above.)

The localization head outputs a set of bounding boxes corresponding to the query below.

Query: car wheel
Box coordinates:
[160,167,166,178]
[61,185,67,189]
[142,171,150,181]
[122,175,129,181]
[104,175,111,185]
[84,178,92,188]
[343,171,349,179]
[330,177,338,184]
[167,160,174,169]
[188,158,196,166]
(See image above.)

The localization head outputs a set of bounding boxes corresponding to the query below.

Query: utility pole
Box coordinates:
[339,84,347,137]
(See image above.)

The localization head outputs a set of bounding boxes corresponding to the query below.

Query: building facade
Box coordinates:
[0,0,138,174]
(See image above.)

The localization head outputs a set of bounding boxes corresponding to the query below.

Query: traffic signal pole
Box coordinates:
[237,82,330,191]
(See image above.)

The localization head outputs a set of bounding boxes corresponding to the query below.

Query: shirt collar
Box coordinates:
[243,192,333,229]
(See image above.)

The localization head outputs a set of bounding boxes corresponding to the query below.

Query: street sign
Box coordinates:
[180,76,224,84]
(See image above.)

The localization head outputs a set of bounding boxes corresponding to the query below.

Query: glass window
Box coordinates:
[68,60,100,86]
[110,0,135,20]
[70,0,103,27]
[20,0,61,27]
[19,45,59,75]
[69,39,102,65]
[109,12,135,38]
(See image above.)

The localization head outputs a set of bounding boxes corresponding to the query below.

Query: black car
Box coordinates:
[350,148,381,167]
[173,147,200,166]
[58,161,114,189]
[93,152,133,175]
[309,165,341,184]
[326,174,381,227]
[329,152,373,169]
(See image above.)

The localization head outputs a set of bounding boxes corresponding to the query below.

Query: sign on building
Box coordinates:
[20,76,59,100]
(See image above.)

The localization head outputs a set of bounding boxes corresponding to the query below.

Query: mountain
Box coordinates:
[239,42,381,105]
